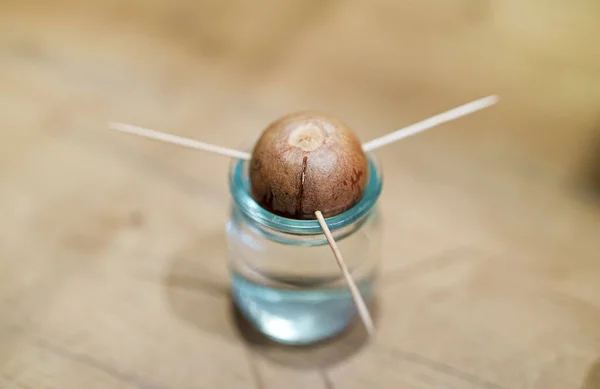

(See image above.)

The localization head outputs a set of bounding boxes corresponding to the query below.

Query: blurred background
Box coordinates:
[1,0,600,388]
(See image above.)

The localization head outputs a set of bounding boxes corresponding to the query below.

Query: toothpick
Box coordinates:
[361,95,499,152]
[108,122,252,160]
[315,210,376,337]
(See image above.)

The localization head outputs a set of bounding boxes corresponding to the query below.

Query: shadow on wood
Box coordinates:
[163,231,240,341]
[571,115,600,207]
[582,358,600,389]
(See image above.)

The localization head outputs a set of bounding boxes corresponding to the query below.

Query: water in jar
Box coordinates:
[226,211,379,345]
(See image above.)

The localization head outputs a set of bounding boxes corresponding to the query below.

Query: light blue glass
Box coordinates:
[226,152,383,345]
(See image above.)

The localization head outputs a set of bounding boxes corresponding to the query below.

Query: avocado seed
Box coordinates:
[249,111,368,220]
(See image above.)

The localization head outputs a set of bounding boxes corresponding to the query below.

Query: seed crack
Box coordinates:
[296,156,308,216]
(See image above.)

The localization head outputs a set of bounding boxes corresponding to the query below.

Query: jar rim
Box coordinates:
[228,150,383,234]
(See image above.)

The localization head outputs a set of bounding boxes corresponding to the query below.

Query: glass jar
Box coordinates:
[226,152,383,345]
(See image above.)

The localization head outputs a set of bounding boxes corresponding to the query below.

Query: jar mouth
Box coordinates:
[228,150,383,235]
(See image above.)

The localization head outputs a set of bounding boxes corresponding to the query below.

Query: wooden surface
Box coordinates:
[1,0,600,388]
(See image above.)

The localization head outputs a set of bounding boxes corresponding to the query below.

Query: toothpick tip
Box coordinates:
[108,122,136,132]
[482,94,500,105]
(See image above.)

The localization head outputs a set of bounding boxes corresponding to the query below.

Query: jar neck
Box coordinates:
[231,203,378,246]
[228,151,383,244]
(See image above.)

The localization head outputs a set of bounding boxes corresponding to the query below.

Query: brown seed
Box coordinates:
[249,111,368,220]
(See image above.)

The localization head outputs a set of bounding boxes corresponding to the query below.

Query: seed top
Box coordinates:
[249,111,368,220]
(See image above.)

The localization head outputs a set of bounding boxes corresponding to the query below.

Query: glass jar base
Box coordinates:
[231,272,374,346]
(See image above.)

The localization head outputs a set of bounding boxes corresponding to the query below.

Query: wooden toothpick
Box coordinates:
[315,210,376,337]
[108,122,252,160]
[361,95,499,152]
